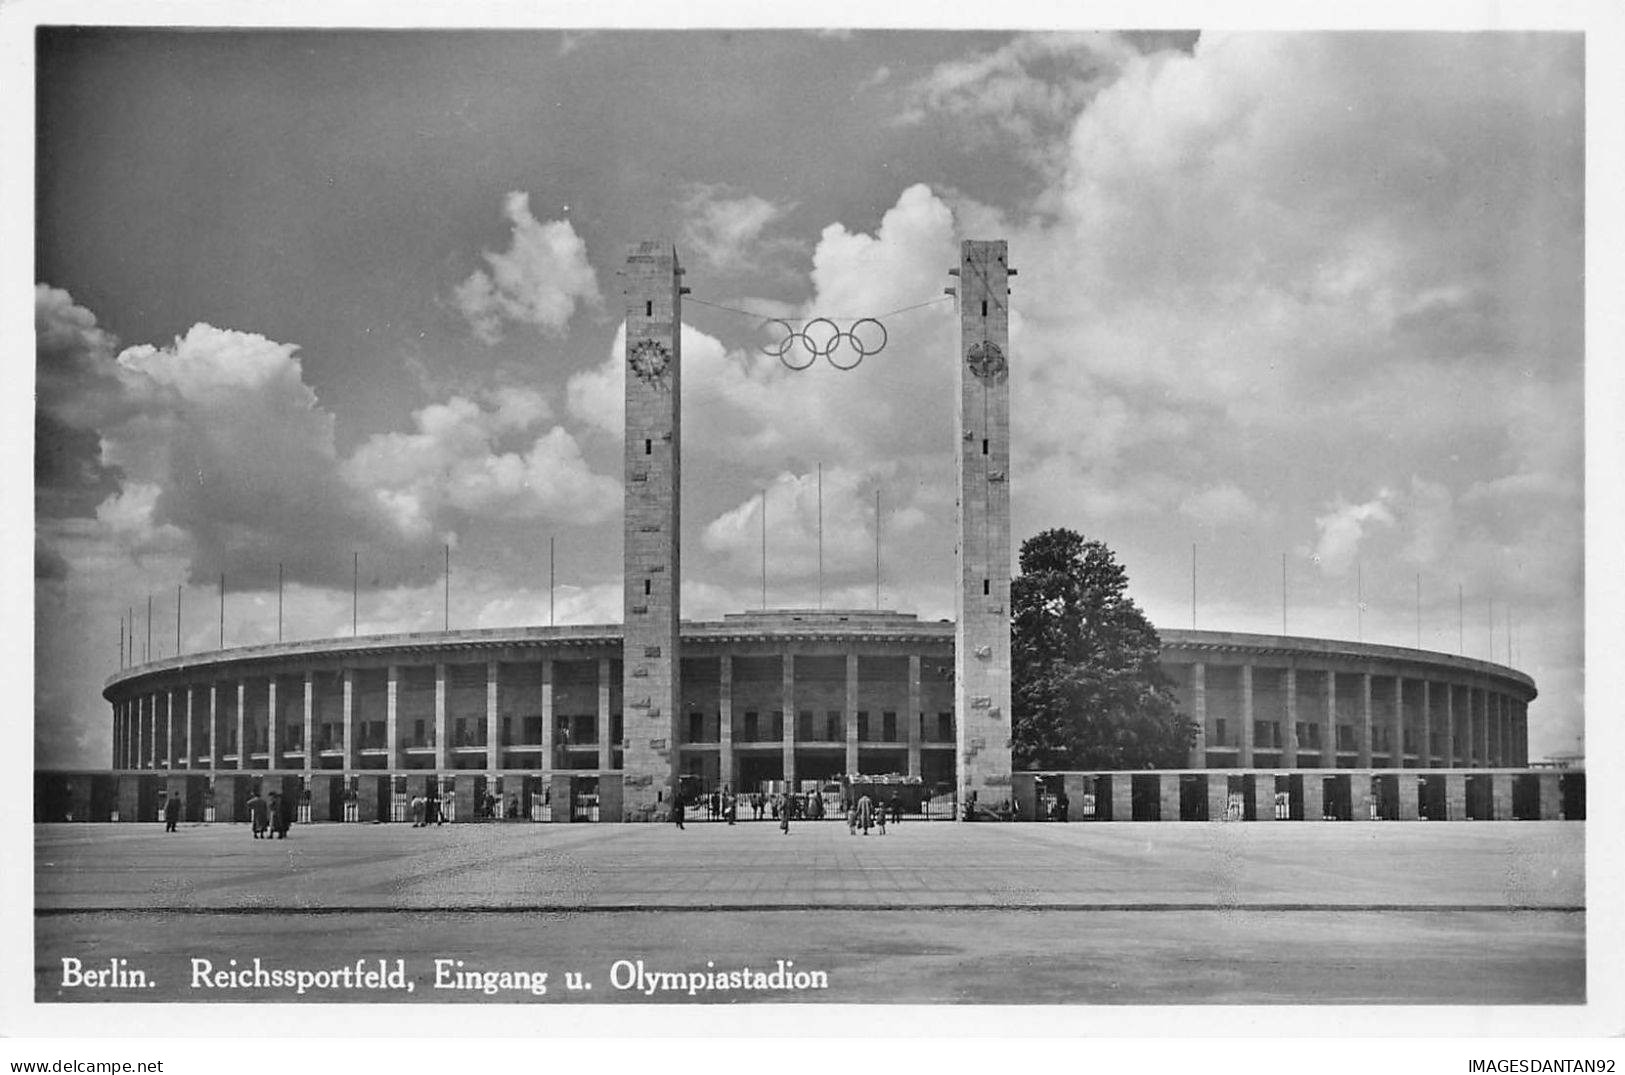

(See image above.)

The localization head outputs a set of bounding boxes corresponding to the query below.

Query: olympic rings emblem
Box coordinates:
[761,317,888,370]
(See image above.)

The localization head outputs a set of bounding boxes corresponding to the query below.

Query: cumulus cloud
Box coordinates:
[344,391,621,535]
[1312,493,1396,576]
[454,191,602,343]
[895,33,1141,164]
[678,185,797,272]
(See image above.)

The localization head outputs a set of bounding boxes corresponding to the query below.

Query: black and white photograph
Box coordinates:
[7,0,1623,1060]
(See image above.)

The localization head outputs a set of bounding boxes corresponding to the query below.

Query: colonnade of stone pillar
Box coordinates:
[1181,661,1528,771]
[111,646,946,784]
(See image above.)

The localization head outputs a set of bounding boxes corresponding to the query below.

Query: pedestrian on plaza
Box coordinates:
[1057,791,1070,823]
[410,794,424,827]
[875,797,887,835]
[439,791,452,825]
[247,789,269,839]
[506,795,520,820]
[846,794,857,835]
[163,792,181,833]
[671,795,685,830]
[725,793,737,825]
[857,793,873,836]
[266,791,283,839]
[779,794,790,835]
[271,790,294,838]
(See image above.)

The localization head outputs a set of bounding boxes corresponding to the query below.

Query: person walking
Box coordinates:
[846,794,857,835]
[271,790,294,838]
[163,792,181,833]
[671,794,685,830]
[247,789,269,839]
[857,793,872,836]
[875,797,887,835]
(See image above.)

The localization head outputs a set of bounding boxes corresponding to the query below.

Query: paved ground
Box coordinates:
[33,820,1585,1004]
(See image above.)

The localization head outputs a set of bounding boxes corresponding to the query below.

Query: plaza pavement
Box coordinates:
[33,818,1585,911]
[32,820,1586,1005]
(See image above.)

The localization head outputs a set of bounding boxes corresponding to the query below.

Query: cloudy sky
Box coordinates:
[32,27,1586,768]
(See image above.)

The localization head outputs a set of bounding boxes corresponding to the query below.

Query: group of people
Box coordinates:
[671,785,913,836]
[846,792,893,835]
[246,789,294,839]
[409,794,448,827]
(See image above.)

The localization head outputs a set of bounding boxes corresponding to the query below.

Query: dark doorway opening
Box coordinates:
[1130,774,1161,821]
[1560,773,1585,820]
[1179,774,1208,821]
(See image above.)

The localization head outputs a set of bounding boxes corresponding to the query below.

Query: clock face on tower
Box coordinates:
[966,340,1007,382]
[628,338,672,387]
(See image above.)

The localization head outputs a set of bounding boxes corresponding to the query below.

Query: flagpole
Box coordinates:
[817,462,823,610]
[874,488,881,610]
[549,536,556,627]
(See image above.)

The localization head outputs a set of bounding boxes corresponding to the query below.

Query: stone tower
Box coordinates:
[621,241,683,819]
[953,239,1014,811]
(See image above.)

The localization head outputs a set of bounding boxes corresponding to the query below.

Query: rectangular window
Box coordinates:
[938,711,954,741]
[645,439,652,455]
[882,711,897,741]
[827,710,842,741]
[744,711,758,742]
[857,711,870,742]
[644,579,651,595]
[798,710,814,740]
[645,301,652,317]
[1214,718,1227,746]
[688,712,703,743]
[611,713,623,744]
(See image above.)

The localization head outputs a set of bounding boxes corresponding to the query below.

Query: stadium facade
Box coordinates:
[65,240,1580,823]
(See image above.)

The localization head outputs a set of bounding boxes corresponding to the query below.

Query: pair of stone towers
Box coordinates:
[616,239,1014,819]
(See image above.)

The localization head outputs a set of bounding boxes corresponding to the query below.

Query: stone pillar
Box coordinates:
[1322,670,1337,766]
[1449,685,1462,769]
[1397,775,1420,821]
[1190,661,1207,768]
[266,679,279,770]
[540,658,554,771]
[1301,775,1323,821]
[1491,772,1512,820]
[1239,664,1255,767]
[486,661,500,774]
[185,689,195,769]
[1537,773,1562,819]
[1207,773,1230,821]
[166,690,179,769]
[235,681,247,770]
[1358,672,1373,768]
[1470,688,1484,767]
[1250,776,1274,823]
[844,652,860,777]
[302,674,314,774]
[781,653,796,788]
[433,663,447,772]
[907,654,922,778]
[718,655,734,790]
[620,240,683,817]
[1349,775,1372,822]
[1282,667,1299,767]
[209,684,220,770]
[953,238,1014,805]
[1393,674,1406,768]
[385,667,399,771]
[1445,772,1467,821]
[340,670,355,771]
[1111,776,1133,822]
[597,657,613,772]
[1419,680,1432,767]
[1158,774,1180,822]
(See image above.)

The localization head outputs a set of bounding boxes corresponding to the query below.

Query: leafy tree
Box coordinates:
[1011,528,1196,770]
